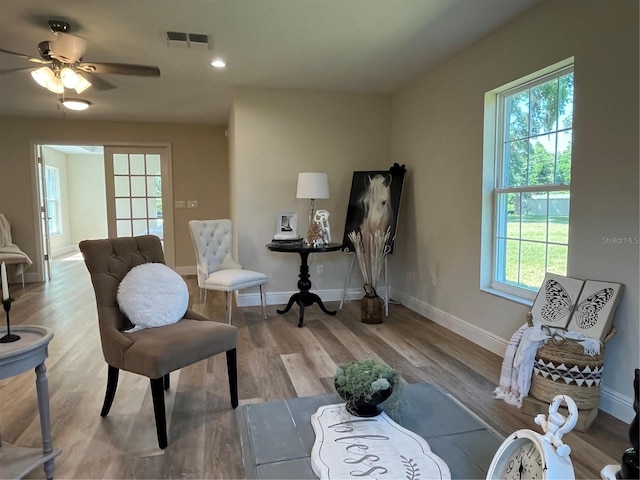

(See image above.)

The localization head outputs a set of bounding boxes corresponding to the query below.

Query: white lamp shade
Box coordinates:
[74,74,92,94]
[296,173,330,199]
[31,67,55,88]
[31,67,64,94]
[60,67,79,89]
[46,77,64,94]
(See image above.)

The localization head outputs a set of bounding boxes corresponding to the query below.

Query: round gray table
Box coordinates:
[0,326,61,480]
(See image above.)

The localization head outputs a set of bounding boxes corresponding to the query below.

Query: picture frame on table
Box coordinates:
[274,211,300,240]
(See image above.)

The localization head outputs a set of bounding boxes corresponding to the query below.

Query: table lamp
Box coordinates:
[296,173,330,233]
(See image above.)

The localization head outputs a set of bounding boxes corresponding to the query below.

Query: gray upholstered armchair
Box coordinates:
[79,235,238,449]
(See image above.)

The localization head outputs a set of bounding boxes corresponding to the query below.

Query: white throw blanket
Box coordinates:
[0,214,12,248]
[494,322,602,407]
[494,323,533,406]
[0,214,33,275]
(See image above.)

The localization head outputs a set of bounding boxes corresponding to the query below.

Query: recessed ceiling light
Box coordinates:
[61,98,91,111]
[210,58,226,68]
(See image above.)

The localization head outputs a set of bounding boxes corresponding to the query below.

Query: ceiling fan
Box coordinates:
[0,19,160,96]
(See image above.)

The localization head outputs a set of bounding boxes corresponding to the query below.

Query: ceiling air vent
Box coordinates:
[164,31,212,50]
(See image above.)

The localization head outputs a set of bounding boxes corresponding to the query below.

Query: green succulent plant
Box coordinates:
[334,359,402,414]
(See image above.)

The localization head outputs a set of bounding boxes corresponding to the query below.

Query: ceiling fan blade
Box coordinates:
[83,72,117,91]
[78,62,160,77]
[0,47,49,64]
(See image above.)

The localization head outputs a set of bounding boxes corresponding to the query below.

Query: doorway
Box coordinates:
[35,144,107,281]
[32,143,174,282]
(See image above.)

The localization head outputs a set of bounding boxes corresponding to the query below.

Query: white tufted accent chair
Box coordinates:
[189,219,268,323]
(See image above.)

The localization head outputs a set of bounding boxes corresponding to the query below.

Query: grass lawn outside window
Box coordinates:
[503,214,568,291]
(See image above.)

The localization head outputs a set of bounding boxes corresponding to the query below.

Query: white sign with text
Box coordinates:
[311,403,451,480]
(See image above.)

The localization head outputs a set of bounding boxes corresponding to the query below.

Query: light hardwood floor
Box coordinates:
[1,254,629,479]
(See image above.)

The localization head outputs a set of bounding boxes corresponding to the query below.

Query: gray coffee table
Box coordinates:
[236,383,502,479]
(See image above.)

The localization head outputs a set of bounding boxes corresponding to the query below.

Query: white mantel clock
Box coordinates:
[487,395,579,480]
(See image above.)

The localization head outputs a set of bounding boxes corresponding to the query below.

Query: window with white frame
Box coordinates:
[482,61,574,301]
[45,165,62,236]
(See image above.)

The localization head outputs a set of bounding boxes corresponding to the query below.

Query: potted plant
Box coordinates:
[334,359,402,417]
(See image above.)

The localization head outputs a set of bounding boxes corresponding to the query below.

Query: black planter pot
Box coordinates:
[336,386,392,417]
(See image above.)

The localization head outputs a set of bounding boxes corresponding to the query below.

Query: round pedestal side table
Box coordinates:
[266,242,342,327]
[0,326,61,480]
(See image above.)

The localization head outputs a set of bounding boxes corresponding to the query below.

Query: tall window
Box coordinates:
[45,165,62,236]
[484,62,574,300]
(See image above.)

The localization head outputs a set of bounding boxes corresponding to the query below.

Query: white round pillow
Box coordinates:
[117,263,189,332]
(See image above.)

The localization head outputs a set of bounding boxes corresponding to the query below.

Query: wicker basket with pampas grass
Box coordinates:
[347,227,391,323]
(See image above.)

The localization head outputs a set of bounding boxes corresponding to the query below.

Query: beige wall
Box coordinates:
[390,0,639,419]
[230,89,391,301]
[0,118,229,275]
[67,153,108,245]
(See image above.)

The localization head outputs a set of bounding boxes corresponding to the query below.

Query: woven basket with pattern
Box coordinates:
[527,313,616,410]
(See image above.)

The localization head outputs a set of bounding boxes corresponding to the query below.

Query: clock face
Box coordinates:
[491,436,545,480]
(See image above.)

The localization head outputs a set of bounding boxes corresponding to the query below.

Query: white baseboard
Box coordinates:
[389,287,508,357]
[8,271,40,285]
[175,266,362,307]
[175,266,196,276]
[25,272,40,283]
[600,385,635,423]
[52,245,78,258]
[236,287,363,307]
[389,287,634,423]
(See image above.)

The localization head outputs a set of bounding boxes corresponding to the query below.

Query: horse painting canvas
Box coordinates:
[341,165,406,254]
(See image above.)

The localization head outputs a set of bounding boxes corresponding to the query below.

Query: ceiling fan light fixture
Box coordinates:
[74,74,92,94]
[60,67,79,89]
[210,58,226,68]
[31,66,65,94]
[48,78,65,94]
[61,98,91,111]
[49,33,86,64]
[31,66,56,88]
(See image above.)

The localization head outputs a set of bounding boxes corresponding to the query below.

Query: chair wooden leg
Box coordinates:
[226,291,233,324]
[101,366,119,417]
[226,348,238,408]
[150,377,168,449]
[260,285,267,319]
[163,373,170,391]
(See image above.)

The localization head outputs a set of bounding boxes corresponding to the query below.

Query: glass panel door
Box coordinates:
[104,146,174,266]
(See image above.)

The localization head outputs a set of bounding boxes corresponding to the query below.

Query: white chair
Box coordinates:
[189,219,268,323]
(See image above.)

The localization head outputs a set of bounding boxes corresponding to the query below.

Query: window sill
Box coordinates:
[479,286,533,307]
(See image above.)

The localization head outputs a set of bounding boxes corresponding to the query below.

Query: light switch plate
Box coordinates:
[175,200,186,209]
[187,200,199,208]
